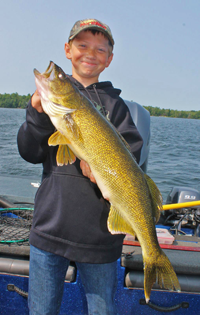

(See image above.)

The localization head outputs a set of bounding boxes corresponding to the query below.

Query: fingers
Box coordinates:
[80,160,90,177]
[80,160,96,184]
[89,172,96,184]
[31,90,44,113]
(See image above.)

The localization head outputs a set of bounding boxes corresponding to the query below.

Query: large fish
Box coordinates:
[34,61,180,302]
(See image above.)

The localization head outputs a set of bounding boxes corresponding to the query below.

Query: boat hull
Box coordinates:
[1,242,200,315]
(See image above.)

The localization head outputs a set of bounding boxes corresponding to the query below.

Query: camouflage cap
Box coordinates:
[68,19,114,46]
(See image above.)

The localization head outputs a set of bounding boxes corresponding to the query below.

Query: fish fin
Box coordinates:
[105,118,132,153]
[48,131,71,146]
[117,132,132,152]
[107,205,136,236]
[144,174,163,223]
[143,250,181,303]
[110,123,132,153]
[64,113,81,140]
[56,145,76,166]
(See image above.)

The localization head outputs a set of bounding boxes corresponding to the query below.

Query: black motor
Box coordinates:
[161,186,200,236]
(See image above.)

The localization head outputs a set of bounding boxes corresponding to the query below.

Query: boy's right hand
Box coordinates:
[31,90,44,113]
[80,160,96,184]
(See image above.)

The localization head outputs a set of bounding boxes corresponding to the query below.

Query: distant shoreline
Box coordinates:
[1,93,199,119]
[142,105,200,119]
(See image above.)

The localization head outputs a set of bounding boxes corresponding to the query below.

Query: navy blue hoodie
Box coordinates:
[17,77,143,263]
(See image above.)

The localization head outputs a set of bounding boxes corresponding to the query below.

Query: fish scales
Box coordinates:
[34,61,181,303]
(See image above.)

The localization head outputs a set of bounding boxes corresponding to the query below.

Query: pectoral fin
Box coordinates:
[56,144,76,166]
[108,205,135,236]
[48,131,71,146]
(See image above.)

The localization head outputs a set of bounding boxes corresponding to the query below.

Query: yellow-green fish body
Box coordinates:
[34,61,180,302]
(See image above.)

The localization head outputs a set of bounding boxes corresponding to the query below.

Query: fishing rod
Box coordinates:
[162,200,200,211]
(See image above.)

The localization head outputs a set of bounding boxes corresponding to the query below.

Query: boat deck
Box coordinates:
[0,234,200,315]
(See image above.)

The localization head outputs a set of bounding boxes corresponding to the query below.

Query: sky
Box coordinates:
[0,0,199,111]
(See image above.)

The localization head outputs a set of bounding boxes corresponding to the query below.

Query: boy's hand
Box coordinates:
[31,90,44,113]
[80,160,96,184]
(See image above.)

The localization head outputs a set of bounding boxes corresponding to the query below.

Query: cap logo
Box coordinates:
[68,19,114,46]
[80,20,107,30]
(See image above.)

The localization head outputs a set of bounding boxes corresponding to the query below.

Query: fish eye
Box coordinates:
[56,67,66,80]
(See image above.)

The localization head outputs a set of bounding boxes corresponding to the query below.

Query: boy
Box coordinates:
[17,19,143,315]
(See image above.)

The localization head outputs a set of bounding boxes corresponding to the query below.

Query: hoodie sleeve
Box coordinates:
[17,99,55,164]
[110,99,143,164]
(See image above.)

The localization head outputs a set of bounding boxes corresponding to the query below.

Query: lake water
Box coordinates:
[0,108,200,202]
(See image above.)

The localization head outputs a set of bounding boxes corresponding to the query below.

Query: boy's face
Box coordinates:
[64,30,113,86]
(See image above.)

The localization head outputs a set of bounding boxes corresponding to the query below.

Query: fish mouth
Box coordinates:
[33,61,73,114]
[34,61,55,80]
[33,61,55,99]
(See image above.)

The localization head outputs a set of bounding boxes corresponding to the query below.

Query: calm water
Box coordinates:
[0,108,200,201]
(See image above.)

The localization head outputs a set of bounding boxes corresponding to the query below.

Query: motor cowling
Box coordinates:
[161,187,200,235]
[124,101,150,173]
[165,186,200,215]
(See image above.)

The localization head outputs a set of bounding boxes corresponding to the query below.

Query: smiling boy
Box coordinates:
[17,19,143,315]
[65,28,113,86]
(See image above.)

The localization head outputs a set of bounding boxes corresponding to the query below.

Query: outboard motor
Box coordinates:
[162,186,200,236]
[124,101,150,173]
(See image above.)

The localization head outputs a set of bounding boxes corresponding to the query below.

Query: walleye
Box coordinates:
[34,61,180,302]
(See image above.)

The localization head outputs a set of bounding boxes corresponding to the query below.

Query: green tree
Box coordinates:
[143,105,200,119]
[0,93,31,109]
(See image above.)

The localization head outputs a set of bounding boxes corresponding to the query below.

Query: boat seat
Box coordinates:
[121,245,200,293]
[0,257,76,283]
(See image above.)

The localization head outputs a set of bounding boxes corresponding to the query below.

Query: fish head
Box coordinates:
[34,61,76,113]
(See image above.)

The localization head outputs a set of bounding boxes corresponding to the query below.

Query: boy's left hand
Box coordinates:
[80,160,96,184]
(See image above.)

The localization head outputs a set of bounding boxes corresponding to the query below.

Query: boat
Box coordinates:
[0,101,200,314]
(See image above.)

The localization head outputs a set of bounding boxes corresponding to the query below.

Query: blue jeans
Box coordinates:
[28,245,118,315]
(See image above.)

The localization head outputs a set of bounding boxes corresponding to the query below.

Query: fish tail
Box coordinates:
[143,251,181,303]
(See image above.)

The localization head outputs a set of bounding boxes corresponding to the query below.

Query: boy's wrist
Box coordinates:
[31,90,44,113]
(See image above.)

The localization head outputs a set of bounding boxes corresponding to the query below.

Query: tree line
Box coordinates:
[0,93,31,109]
[143,105,200,119]
[0,93,199,119]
